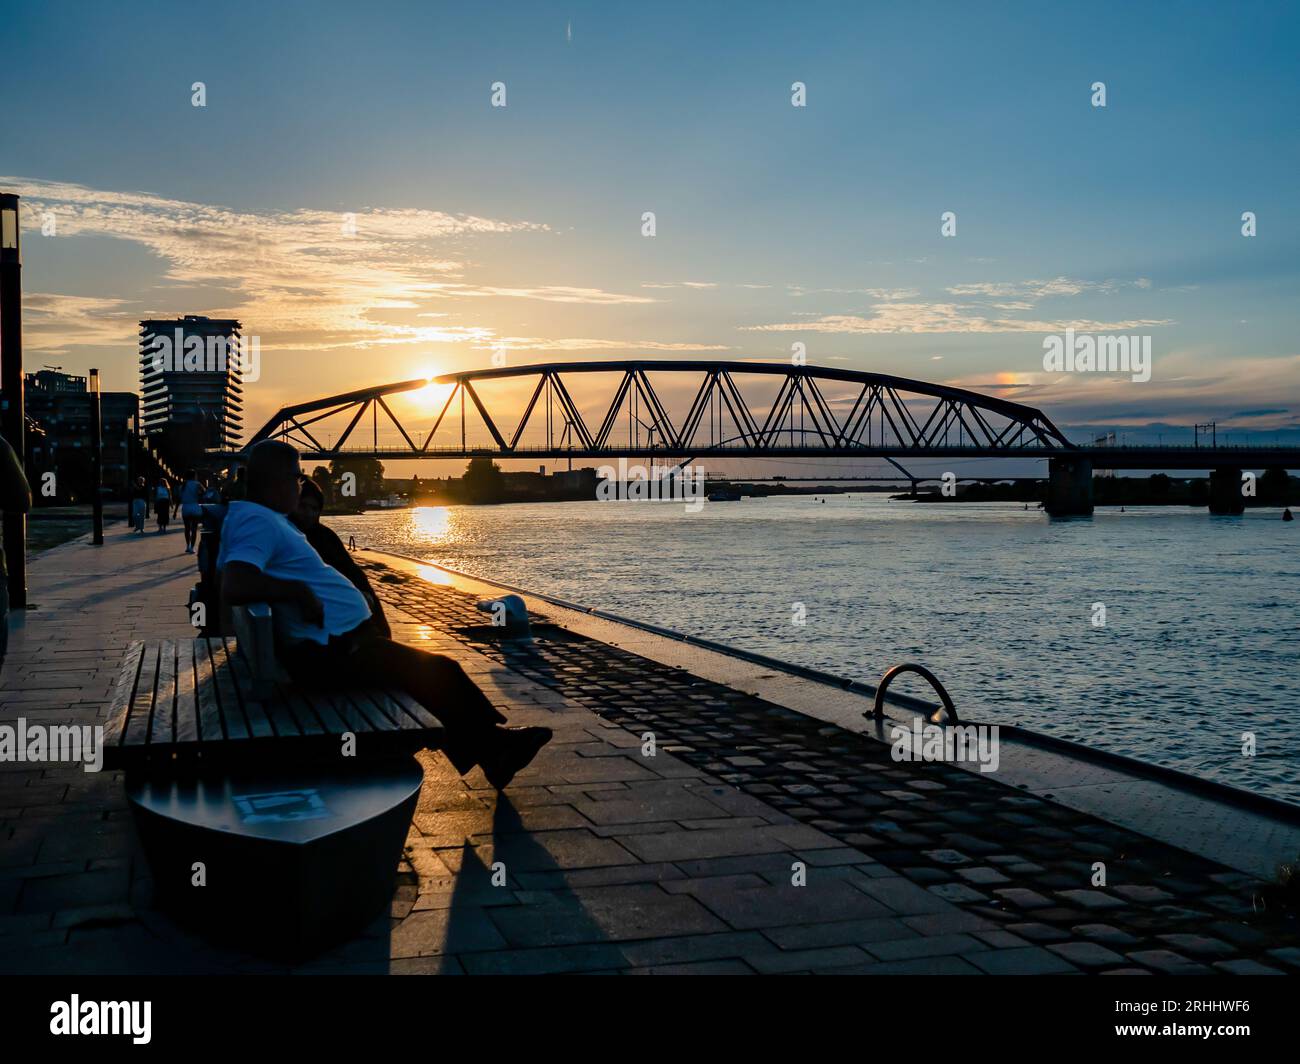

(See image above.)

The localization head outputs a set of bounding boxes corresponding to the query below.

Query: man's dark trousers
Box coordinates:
[280,620,506,772]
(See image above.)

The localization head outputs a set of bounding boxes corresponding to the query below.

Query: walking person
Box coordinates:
[154,478,173,533]
[130,476,149,533]
[179,469,204,553]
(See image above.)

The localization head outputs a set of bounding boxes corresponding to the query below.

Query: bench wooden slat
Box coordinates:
[385,689,442,731]
[103,641,145,751]
[298,687,350,734]
[348,690,406,732]
[366,691,427,731]
[347,690,402,731]
[207,639,249,741]
[257,681,303,739]
[152,640,177,745]
[319,690,382,734]
[174,639,200,745]
[124,643,158,748]
[279,686,327,736]
[223,636,276,739]
[193,637,225,743]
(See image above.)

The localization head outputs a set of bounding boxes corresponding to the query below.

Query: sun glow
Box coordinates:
[407,367,453,409]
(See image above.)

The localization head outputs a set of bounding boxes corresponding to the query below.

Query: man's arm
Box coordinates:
[221,560,324,626]
[304,525,389,636]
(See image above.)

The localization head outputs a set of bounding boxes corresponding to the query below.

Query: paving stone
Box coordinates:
[630,959,755,974]
[993,888,1053,910]
[850,876,954,916]
[681,878,893,930]
[1156,933,1234,958]
[618,824,834,864]
[1072,923,1140,946]
[1047,941,1126,968]
[971,930,1030,949]
[616,931,772,968]
[486,884,727,947]
[957,866,1010,886]
[574,792,729,826]
[901,911,997,935]
[1124,949,1211,975]
[1055,889,1125,910]
[1212,958,1284,975]
[514,862,686,890]
[1266,946,1300,969]
[928,883,987,904]
[16,869,130,914]
[460,942,630,975]
[836,955,985,975]
[389,907,508,958]
[966,946,1079,975]
[866,933,987,962]
[486,829,637,871]
[748,945,870,973]
[762,917,917,951]
[1112,884,1174,903]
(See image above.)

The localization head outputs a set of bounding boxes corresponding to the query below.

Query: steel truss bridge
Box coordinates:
[226,361,1300,471]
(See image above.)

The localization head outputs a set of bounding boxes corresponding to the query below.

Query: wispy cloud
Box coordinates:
[5,176,556,352]
[487,336,731,352]
[946,277,1151,300]
[788,286,921,300]
[433,284,655,304]
[745,304,1171,335]
[22,292,139,353]
[949,352,1300,427]
[747,275,1170,334]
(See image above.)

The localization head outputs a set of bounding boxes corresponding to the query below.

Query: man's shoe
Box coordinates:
[482,726,552,790]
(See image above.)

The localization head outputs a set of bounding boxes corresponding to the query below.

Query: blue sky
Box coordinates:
[3,0,1298,456]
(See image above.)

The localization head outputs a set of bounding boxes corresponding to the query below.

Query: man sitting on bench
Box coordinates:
[218,440,551,789]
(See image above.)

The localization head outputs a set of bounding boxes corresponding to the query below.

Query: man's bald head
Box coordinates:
[246,440,302,513]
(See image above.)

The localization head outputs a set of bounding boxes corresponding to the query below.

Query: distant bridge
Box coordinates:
[217,360,1300,515]
[226,361,1300,477]
[237,361,1075,461]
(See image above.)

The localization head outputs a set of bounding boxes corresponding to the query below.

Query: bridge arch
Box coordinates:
[240,360,1075,460]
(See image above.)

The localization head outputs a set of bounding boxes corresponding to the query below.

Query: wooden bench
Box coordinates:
[104,610,446,770]
[108,604,441,957]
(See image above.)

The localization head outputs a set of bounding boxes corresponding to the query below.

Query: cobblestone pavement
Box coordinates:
[370,562,1300,976]
[3,527,1297,975]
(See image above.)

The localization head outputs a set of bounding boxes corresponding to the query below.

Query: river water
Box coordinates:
[325,495,1298,802]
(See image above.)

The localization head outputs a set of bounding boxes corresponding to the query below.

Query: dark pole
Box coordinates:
[90,368,104,545]
[1,193,26,608]
[124,407,134,524]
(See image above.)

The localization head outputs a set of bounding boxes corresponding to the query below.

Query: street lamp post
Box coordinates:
[1,193,26,608]
[90,368,104,546]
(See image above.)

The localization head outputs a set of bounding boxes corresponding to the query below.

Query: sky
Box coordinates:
[3,0,1299,472]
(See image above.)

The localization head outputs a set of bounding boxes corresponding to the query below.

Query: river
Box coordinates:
[325,495,1299,802]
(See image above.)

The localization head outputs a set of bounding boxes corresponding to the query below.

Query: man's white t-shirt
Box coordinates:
[217,501,371,645]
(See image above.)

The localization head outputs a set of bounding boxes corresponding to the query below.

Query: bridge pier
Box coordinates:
[1208,467,1245,515]
[1045,457,1093,517]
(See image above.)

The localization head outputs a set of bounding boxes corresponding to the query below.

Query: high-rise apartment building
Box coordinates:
[138,315,244,459]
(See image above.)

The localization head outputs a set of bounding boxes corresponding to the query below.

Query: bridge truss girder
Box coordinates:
[239,360,1075,461]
